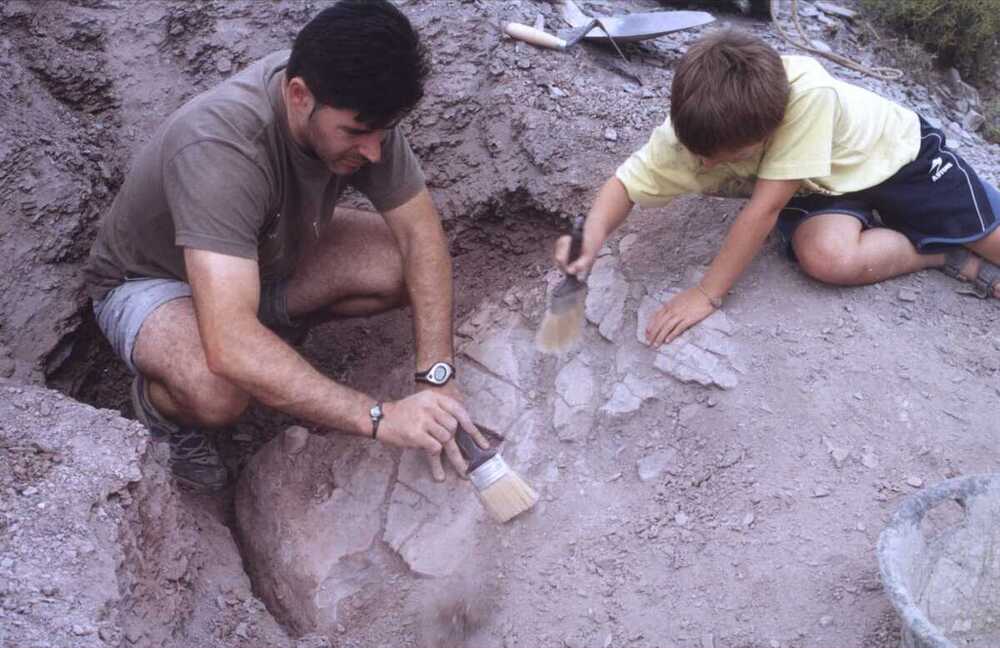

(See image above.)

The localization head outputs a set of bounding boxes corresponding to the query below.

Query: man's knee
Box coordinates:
[795,236,861,285]
[175,370,249,427]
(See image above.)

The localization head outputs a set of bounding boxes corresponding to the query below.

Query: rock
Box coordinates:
[906,476,924,488]
[962,110,984,133]
[553,355,596,440]
[236,428,394,634]
[461,364,523,435]
[383,450,485,578]
[815,2,856,19]
[809,40,832,55]
[819,614,834,627]
[637,294,741,390]
[602,383,642,415]
[459,311,533,387]
[604,128,618,142]
[897,289,918,302]
[618,233,639,257]
[585,256,629,342]
[637,449,678,482]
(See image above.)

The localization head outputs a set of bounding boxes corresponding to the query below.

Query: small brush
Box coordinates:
[455,428,538,523]
[536,215,587,354]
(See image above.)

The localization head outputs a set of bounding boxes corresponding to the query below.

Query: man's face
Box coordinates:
[302,105,390,176]
[698,141,764,171]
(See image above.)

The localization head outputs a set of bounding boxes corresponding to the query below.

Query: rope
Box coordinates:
[770,0,903,81]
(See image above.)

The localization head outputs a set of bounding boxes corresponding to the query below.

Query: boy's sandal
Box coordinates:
[941,248,1000,299]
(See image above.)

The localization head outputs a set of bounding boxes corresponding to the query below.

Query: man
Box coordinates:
[84,0,486,490]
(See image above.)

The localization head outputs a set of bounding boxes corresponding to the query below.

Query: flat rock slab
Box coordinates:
[637,294,742,390]
[383,449,487,578]
[585,255,629,342]
[236,426,394,635]
[553,353,597,440]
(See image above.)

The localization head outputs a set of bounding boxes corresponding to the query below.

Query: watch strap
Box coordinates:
[370,401,383,440]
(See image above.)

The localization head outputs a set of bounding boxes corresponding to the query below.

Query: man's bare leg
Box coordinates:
[286,207,408,320]
[133,207,408,427]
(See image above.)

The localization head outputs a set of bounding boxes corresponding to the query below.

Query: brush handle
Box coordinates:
[568,215,585,264]
[455,428,498,473]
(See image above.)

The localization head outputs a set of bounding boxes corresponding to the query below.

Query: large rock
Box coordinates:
[235,426,394,635]
[637,294,742,390]
[585,255,630,342]
[553,353,597,441]
[0,379,291,648]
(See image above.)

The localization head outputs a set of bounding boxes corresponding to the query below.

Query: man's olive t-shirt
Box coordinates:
[85,50,426,301]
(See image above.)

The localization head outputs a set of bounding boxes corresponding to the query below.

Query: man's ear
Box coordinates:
[285,76,315,115]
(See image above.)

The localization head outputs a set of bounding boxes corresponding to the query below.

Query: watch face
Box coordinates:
[431,363,451,383]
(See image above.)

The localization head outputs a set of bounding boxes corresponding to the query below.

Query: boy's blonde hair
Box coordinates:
[670,30,789,157]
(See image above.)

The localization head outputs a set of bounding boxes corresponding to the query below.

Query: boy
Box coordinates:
[555,30,1000,347]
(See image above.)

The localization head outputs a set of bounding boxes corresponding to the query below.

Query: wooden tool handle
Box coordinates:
[503,22,567,50]
[568,215,585,264]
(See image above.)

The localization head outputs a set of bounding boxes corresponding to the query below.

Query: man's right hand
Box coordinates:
[376,390,488,481]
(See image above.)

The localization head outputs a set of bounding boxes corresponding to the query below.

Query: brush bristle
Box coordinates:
[477,470,539,523]
[535,297,585,354]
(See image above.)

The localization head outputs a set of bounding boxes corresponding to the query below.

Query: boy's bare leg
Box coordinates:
[792,213,1000,298]
[792,213,942,285]
[132,208,407,426]
[963,226,1000,298]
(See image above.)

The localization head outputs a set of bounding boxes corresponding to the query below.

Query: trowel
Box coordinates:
[504,0,714,50]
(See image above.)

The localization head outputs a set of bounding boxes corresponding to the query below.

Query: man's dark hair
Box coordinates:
[287,0,430,128]
[670,30,789,157]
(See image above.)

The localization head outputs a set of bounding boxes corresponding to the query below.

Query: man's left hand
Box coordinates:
[415,380,488,481]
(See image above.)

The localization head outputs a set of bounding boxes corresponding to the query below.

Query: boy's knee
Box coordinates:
[796,239,860,285]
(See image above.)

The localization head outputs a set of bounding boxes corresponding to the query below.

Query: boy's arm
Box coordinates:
[646,178,801,346]
[555,176,634,275]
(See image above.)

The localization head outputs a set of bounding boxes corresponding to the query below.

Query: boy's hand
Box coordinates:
[553,233,599,277]
[645,287,717,347]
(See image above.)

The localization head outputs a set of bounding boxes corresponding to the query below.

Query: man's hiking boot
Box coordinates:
[130,375,229,491]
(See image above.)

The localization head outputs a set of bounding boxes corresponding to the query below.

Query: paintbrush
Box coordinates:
[536,215,587,354]
[455,427,538,523]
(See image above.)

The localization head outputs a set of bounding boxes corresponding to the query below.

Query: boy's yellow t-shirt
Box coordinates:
[616,55,922,207]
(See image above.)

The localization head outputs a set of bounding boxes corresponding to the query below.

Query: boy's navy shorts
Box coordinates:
[778,116,1000,254]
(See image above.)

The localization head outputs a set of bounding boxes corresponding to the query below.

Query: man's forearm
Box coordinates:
[405,226,454,369]
[384,189,454,369]
[207,318,375,435]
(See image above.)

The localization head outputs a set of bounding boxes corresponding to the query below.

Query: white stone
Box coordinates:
[618,233,639,257]
[637,449,678,481]
[601,383,642,415]
[962,110,984,133]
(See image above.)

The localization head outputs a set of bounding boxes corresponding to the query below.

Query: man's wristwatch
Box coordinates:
[369,401,384,440]
[415,361,455,386]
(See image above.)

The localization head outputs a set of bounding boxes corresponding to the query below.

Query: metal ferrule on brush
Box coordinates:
[468,453,510,491]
